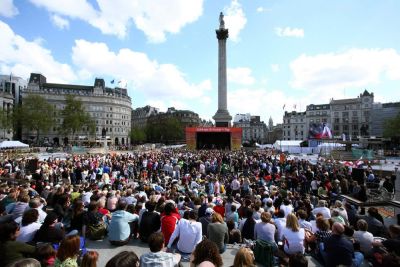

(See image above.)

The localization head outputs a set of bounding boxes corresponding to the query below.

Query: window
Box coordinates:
[343,125,349,131]
[334,118,340,123]
[342,112,349,117]
[334,112,339,117]
[352,125,358,130]
[352,111,358,116]
[334,125,339,131]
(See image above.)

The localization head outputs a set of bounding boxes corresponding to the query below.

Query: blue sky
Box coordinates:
[1,0,400,125]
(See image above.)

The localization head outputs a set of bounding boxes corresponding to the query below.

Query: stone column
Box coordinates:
[213,12,232,127]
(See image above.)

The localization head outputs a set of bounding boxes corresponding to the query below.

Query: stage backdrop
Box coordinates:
[186,127,242,150]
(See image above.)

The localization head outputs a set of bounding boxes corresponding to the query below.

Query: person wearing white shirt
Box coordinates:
[312,200,331,219]
[281,214,305,255]
[274,210,287,241]
[167,211,202,254]
[29,198,47,224]
[280,199,294,217]
[353,219,374,254]
[16,209,42,243]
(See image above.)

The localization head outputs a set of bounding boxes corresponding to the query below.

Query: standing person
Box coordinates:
[108,200,138,246]
[167,210,202,254]
[323,223,354,267]
[54,235,81,267]
[140,232,181,267]
[231,176,241,196]
[207,213,229,253]
[139,201,161,243]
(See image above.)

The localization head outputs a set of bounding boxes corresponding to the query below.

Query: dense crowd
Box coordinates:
[0,149,399,267]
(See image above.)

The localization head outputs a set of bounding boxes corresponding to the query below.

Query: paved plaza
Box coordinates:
[86,238,324,267]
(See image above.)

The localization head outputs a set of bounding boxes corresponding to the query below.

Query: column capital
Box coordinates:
[216,29,229,40]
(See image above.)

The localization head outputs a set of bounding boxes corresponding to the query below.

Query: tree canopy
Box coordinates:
[0,107,12,138]
[145,117,184,144]
[60,95,95,140]
[129,127,146,144]
[383,112,400,138]
[15,94,55,143]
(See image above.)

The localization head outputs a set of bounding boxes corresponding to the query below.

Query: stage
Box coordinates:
[186,127,242,150]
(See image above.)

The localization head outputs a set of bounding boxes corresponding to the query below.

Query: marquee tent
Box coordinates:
[0,140,29,149]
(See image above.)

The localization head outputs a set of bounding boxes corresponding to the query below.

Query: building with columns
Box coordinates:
[21,73,132,145]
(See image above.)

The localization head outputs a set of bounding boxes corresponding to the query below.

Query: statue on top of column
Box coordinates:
[219,12,225,29]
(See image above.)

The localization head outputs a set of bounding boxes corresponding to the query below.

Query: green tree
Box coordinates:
[383,113,400,139]
[60,95,95,143]
[130,127,146,144]
[145,117,183,144]
[0,107,13,139]
[15,94,55,143]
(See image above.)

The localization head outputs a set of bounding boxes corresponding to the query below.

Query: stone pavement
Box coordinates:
[86,239,323,266]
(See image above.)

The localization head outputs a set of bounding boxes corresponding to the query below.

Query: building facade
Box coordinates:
[330,90,373,139]
[282,111,307,140]
[131,105,159,129]
[21,73,132,145]
[371,102,400,137]
[233,114,268,143]
[0,75,27,140]
[280,90,400,141]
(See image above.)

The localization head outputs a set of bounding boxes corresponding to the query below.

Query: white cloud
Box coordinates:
[71,39,212,101]
[290,48,400,91]
[256,7,264,13]
[227,67,255,85]
[271,64,280,72]
[0,21,76,83]
[224,0,247,42]
[0,0,19,18]
[275,27,304,38]
[229,88,304,125]
[29,0,204,42]
[50,14,70,30]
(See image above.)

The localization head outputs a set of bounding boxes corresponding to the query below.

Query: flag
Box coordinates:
[293,104,297,109]
[110,80,114,84]
[282,104,286,110]
[118,80,122,84]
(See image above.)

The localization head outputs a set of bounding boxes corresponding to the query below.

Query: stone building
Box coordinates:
[21,73,132,145]
[233,114,267,143]
[330,90,374,139]
[282,111,307,140]
[0,74,27,140]
[131,105,159,129]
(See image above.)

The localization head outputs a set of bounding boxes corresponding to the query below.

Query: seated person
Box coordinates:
[140,232,181,267]
[108,199,139,246]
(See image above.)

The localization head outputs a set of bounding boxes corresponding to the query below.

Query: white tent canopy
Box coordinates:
[0,140,29,149]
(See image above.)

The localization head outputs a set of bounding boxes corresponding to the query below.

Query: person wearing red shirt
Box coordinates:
[213,198,225,218]
[161,202,180,245]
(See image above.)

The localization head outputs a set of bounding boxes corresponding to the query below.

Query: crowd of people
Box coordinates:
[0,149,399,267]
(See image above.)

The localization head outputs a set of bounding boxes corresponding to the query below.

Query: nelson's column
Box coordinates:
[213,12,232,127]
